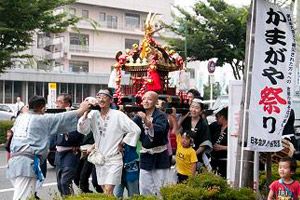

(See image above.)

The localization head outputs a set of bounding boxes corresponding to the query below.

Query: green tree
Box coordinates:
[163,0,248,80]
[0,0,78,72]
[203,82,221,100]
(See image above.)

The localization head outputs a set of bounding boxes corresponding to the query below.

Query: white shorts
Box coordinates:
[95,155,123,186]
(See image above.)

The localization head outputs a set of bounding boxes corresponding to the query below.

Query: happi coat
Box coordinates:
[77,109,141,185]
[7,111,79,179]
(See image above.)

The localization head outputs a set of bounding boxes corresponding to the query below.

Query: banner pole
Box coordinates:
[238,0,256,188]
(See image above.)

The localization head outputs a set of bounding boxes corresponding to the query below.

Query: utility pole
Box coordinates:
[234,0,255,189]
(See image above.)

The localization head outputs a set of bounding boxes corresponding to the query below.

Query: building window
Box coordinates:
[125,39,139,49]
[107,15,118,29]
[68,83,75,103]
[142,20,146,31]
[43,82,49,100]
[56,83,61,97]
[83,84,90,100]
[36,82,43,96]
[14,81,22,103]
[0,80,3,103]
[82,10,89,18]
[28,82,35,100]
[69,8,76,18]
[69,60,89,73]
[69,33,89,46]
[189,68,195,79]
[69,33,89,52]
[75,84,82,104]
[125,13,140,29]
[37,33,45,48]
[5,81,12,103]
[100,12,106,21]
[60,83,68,94]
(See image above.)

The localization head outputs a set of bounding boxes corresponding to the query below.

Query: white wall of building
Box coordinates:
[0,0,175,103]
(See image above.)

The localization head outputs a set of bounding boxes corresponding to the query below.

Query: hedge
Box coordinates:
[0,121,14,144]
[29,172,255,200]
[161,172,256,200]
[30,193,158,200]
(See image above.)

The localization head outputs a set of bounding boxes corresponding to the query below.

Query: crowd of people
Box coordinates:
[5,88,231,200]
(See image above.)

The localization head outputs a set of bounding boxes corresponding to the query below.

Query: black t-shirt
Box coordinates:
[56,131,84,147]
[210,121,228,160]
[283,109,295,136]
[181,116,211,161]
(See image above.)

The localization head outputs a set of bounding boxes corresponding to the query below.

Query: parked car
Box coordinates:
[0,104,16,121]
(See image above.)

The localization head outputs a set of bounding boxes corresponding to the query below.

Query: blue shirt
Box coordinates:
[7,111,79,179]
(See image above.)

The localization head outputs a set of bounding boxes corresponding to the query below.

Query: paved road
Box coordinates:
[0,147,177,200]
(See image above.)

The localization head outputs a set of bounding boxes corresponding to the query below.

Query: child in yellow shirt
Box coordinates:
[176,131,198,183]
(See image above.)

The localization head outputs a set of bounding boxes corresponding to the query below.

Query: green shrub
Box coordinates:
[161,172,256,200]
[29,172,256,200]
[62,193,117,200]
[60,193,159,200]
[0,121,14,144]
[131,195,159,200]
[60,193,158,200]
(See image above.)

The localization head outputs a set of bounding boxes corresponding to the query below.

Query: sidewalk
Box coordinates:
[0,144,6,151]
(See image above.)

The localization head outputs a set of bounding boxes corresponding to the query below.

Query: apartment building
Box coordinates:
[0,0,174,105]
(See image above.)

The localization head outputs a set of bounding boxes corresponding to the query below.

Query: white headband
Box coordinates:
[97,90,113,99]
[192,98,204,104]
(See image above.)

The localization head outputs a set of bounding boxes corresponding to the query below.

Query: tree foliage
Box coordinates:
[0,0,78,72]
[163,0,248,80]
[203,82,221,100]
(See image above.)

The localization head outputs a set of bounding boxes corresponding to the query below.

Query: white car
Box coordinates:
[0,104,16,121]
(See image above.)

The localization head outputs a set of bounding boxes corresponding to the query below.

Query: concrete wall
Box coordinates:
[78,0,174,20]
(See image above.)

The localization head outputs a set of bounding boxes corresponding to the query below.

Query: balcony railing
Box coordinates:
[69,44,89,53]
[46,51,64,60]
[67,45,116,58]
[44,37,64,47]
[77,20,144,33]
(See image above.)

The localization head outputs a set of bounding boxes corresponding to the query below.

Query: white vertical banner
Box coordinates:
[247,0,296,152]
[48,83,57,109]
[227,80,243,185]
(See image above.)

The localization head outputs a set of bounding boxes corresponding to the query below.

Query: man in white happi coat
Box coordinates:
[77,89,141,195]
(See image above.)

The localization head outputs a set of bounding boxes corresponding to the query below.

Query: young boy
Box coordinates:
[268,157,300,200]
[176,131,198,183]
